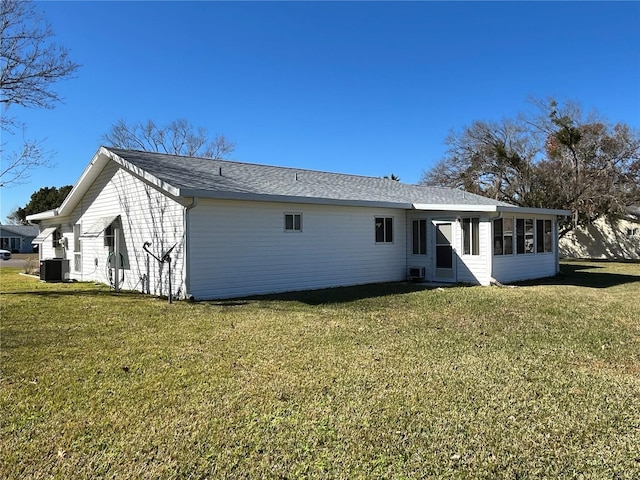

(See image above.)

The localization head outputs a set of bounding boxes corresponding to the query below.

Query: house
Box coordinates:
[27,147,570,299]
[0,224,39,253]
[559,207,640,260]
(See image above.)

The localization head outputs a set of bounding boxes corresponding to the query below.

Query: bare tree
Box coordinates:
[537,99,640,233]
[0,128,53,187]
[103,118,235,159]
[0,0,80,187]
[422,118,541,205]
[421,98,640,236]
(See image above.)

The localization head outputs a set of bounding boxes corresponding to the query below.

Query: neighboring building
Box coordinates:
[0,224,38,253]
[28,147,569,299]
[560,207,640,260]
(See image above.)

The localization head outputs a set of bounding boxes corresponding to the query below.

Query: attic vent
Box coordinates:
[219,167,223,176]
[295,172,298,181]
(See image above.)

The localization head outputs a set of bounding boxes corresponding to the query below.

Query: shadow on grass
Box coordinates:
[240,282,446,306]
[517,263,640,289]
[0,287,145,299]
[251,263,640,304]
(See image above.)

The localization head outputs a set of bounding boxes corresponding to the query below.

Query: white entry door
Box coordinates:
[434,221,456,282]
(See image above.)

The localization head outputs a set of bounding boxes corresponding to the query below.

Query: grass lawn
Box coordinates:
[1,261,639,479]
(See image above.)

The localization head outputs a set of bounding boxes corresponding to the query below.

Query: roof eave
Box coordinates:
[412,204,572,216]
[179,188,412,209]
[412,203,500,212]
[26,209,59,222]
[30,147,183,219]
[105,148,181,198]
[496,206,572,216]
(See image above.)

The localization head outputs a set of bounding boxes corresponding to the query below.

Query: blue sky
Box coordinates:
[2,1,639,222]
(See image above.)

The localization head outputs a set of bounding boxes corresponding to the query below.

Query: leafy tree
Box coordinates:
[0,0,80,187]
[7,185,73,225]
[422,99,640,235]
[102,118,235,159]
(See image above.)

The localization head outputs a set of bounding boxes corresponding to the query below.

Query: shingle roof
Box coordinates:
[0,225,39,237]
[107,148,513,208]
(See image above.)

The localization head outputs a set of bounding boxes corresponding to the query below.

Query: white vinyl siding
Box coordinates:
[560,216,640,260]
[188,200,407,299]
[456,218,492,285]
[406,212,493,286]
[35,227,64,260]
[60,161,185,296]
[492,215,558,283]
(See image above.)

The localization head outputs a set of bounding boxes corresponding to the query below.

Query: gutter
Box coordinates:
[179,188,413,210]
[26,208,59,222]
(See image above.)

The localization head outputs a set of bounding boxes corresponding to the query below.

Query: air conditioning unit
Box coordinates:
[407,266,425,282]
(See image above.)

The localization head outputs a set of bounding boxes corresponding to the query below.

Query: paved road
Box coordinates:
[0,256,31,269]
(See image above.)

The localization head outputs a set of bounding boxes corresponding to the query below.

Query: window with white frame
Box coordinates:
[496,217,553,256]
[375,217,393,243]
[516,218,535,254]
[73,224,82,272]
[52,228,62,248]
[284,213,302,232]
[73,224,81,252]
[412,219,427,254]
[536,219,553,253]
[493,217,514,255]
[462,217,480,255]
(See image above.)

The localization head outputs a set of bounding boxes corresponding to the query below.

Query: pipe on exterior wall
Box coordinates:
[183,197,198,300]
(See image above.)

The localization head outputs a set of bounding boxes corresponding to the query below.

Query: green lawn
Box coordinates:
[1,261,639,479]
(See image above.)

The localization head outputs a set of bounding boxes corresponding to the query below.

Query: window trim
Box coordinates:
[495,217,554,256]
[375,217,394,244]
[73,224,81,252]
[462,217,480,256]
[284,212,302,232]
[412,219,427,255]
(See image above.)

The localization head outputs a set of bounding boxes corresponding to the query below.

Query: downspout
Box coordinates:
[114,225,120,293]
[183,197,198,300]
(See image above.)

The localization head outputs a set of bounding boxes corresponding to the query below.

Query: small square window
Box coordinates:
[284,213,302,232]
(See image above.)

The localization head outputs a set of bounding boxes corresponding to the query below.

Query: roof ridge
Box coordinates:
[104,147,516,208]
[105,146,428,186]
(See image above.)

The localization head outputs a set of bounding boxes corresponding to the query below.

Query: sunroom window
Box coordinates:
[462,218,480,255]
